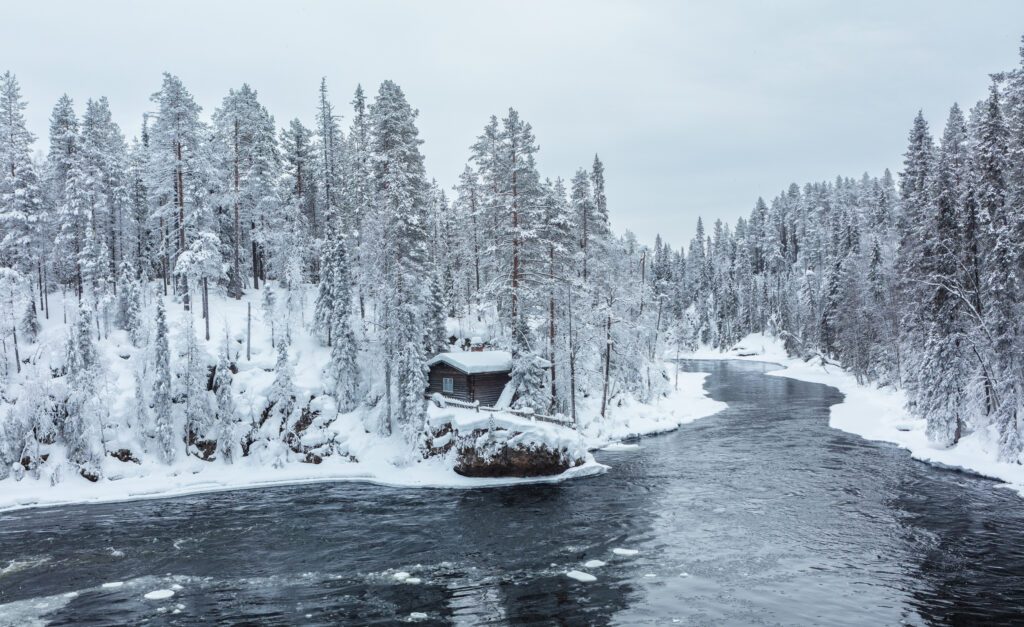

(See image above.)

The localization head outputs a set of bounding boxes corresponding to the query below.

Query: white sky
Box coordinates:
[3,1,1024,247]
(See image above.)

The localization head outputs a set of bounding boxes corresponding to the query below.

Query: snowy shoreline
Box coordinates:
[0,364,725,514]
[0,456,609,515]
[691,333,1024,498]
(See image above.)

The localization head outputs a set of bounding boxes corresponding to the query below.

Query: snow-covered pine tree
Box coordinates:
[367,81,431,435]
[345,84,373,320]
[918,104,971,446]
[0,268,25,375]
[114,262,144,345]
[0,72,44,292]
[179,311,212,456]
[0,360,56,480]
[320,239,360,411]
[20,294,39,344]
[281,117,319,280]
[261,284,278,348]
[63,307,105,479]
[974,84,1022,462]
[150,292,176,462]
[213,328,238,462]
[314,78,346,238]
[147,74,212,307]
[267,339,296,433]
[510,350,550,414]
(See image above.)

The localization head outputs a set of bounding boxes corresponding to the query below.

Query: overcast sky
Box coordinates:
[3,1,1023,246]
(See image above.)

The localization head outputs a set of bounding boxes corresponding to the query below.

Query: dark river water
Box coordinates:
[2,360,1024,626]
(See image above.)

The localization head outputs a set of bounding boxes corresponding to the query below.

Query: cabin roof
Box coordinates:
[426,350,551,375]
[427,350,514,374]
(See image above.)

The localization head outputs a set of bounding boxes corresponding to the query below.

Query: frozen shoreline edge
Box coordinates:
[0,458,610,514]
[688,333,1024,498]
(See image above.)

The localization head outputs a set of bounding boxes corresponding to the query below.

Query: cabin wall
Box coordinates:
[426,364,471,401]
[426,364,511,406]
[469,372,511,407]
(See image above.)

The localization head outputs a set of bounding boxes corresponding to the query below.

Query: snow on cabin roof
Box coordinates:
[427,351,513,374]
[426,351,551,375]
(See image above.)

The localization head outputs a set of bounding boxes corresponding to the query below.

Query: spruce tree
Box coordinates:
[151,292,175,462]
[213,329,238,462]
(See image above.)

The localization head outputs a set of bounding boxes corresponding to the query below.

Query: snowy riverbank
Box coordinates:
[692,333,1024,497]
[0,285,730,513]
[0,367,727,513]
[578,371,726,450]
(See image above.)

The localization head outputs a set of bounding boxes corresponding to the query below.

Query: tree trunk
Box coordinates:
[651,297,663,360]
[203,277,210,341]
[384,361,393,436]
[600,312,611,418]
[567,285,577,426]
[43,265,49,320]
[251,234,259,290]
[11,325,19,374]
[549,295,557,412]
[548,243,557,412]
[510,154,520,327]
[175,141,188,311]
[582,205,589,282]
[674,338,681,390]
[36,260,43,313]
[246,302,252,361]
[233,119,242,299]
[160,217,169,296]
[471,189,481,293]
[639,251,646,315]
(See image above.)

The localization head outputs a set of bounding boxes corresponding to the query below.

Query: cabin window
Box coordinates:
[443,377,454,394]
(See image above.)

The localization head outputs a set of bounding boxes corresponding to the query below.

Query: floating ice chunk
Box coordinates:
[410,612,428,620]
[63,592,79,598]
[584,560,606,568]
[566,570,596,582]
[144,589,175,600]
[107,548,125,558]
[171,584,183,591]
[644,573,657,578]
[101,582,124,588]
[393,571,410,581]
[405,577,422,584]
[679,572,690,577]
[612,548,639,556]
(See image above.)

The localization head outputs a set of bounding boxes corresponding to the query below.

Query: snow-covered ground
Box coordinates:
[576,371,727,450]
[0,287,726,513]
[692,333,1024,497]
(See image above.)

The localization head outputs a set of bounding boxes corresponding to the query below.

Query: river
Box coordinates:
[1,360,1023,625]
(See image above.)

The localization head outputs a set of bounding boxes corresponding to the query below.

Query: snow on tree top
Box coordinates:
[426,351,550,374]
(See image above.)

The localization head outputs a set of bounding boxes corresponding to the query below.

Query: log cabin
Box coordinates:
[425,351,517,407]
